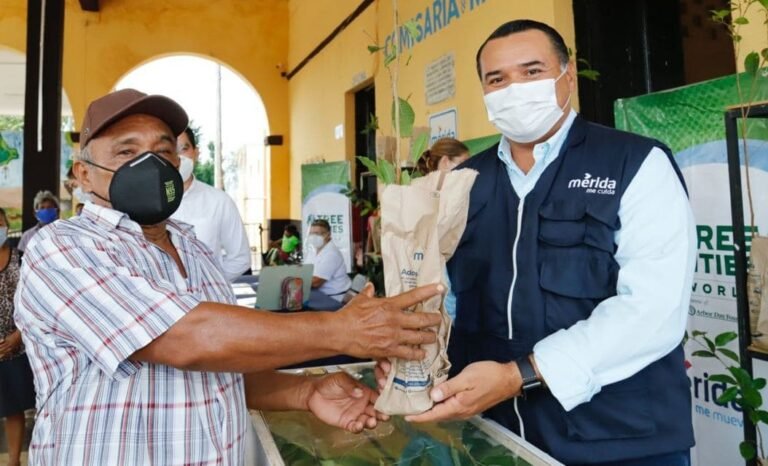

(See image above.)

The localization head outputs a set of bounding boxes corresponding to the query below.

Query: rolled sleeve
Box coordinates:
[534,148,696,411]
[21,263,200,379]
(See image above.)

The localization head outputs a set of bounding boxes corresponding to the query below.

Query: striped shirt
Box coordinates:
[14,202,247,465]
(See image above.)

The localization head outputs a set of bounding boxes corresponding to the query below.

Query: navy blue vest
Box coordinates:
[448,116,694,464]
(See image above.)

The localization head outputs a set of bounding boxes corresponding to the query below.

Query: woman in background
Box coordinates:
[416,137,470,174]
[417,138,470,322]
[0,207,35,466]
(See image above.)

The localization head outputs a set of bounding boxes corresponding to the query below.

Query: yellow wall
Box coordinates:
[287,0,576,216]
[738,5,768,72]
[0,0,292,219]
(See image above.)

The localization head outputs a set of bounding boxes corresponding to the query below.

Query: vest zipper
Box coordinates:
[514,397,525,440]
[507,198,525,339]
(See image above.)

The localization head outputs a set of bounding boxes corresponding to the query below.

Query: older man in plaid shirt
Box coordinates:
[14,89,442,466]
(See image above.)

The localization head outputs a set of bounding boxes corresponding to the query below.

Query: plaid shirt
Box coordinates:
[14,203,247,466]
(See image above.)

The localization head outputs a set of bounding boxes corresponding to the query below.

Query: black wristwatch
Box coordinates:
[515,355,542,398]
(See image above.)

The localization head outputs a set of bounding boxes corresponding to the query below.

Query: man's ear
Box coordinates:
[566,60,577,93]
[72,160,93,193]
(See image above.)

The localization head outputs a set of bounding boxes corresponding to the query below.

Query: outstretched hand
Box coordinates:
[307,372,388,433]
[404,361,522,423]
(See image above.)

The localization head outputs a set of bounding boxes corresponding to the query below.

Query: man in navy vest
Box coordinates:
[382,20,696,465]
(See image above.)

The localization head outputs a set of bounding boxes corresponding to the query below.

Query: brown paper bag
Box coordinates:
[375,169,477,415]
[750,235,768,350]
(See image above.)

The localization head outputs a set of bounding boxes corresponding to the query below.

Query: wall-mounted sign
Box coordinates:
[428,107,457,145]
[425,53,455,105]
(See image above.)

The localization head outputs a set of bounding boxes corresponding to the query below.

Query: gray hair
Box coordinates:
[77,143,93,163]
[34,190,59,209]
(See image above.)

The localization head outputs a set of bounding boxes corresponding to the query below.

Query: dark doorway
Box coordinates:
[352,84,377,269]
[573,0,735,127]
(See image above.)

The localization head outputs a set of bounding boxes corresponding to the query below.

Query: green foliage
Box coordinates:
[392,97,415,138]
[410,132,429,164]
[361,113,379,136]
[688,330,767,460]
[0,115,23,131]
[741,440,757,460]
[745,51,760,75]
[576,58,601,81]
[194,159,214,186]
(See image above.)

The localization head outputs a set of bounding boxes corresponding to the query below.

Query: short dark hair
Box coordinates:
[284,224,299,236]
[476,20,569,79]
[311,219,331,234]
[183,127,197,149]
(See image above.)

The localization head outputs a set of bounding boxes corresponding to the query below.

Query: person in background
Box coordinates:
[305,219,352,302]
[416,137,470,174]
[172,126,252,280]
[416,138,471,322]
[265,224,301,265]
[380,19,695,466]
[15,88,443,466]
[0,207,35,466]
[18,190,59,256]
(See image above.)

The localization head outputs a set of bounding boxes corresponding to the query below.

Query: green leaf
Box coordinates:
[746,51,760,76]
[708,374,738,385]
[692,330,707,337]
[384,47,397,66]
[391,97,416,138]
[404,20,419,41]
[368,44,383,54]
[577,69,600,81]
[692,350,716,358]
[717,386,739,404]
[401,170,412,186]
[711,9,730,20]
[740,440,757,459]
[743,386,763,408]
[378,159,396,185]
[754,378,767,390]
[715,331,738,347]
[719,347,740,363]
[758,0,768,9]
[733,16,749,25]
[704,337,716,353]
[729,366,753,387]
[410,132,429,164]
[357,156,382,179]
[762,48,768,62]
[753,409,768,424]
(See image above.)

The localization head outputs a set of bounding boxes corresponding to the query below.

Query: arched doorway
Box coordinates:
[0,46,75,232]
[115,54,270,270]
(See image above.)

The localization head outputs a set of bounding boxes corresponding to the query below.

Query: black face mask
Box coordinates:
[86,152,184,225]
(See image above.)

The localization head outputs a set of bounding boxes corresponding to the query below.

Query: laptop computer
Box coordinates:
[256,264,314,310]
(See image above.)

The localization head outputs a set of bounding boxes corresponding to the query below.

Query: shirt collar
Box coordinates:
[497,109,578,174]
[81,202,193,236]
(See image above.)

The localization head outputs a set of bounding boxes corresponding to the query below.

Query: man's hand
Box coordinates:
[306,372,387,433]
[334,283,443,361]
[404,361,522,423]
[0,330,22,359]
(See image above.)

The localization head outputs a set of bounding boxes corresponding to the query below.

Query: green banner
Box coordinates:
[615,72,768,466]
[615,72,768,152]
[301,161,350,201]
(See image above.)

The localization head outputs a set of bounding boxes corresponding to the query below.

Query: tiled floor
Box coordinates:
[0,411,33,466]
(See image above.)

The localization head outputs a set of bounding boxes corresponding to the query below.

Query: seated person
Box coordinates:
[304,219,351,302]
[265,224,300,265]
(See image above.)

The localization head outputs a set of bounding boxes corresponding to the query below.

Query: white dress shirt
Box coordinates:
[172,178,251,281]
[498,110,697,412]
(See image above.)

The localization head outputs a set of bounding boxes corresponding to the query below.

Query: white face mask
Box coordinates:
[73,186,93,203]
[307,234,326,250]
[483,67,571,144]
[178,156,195,182]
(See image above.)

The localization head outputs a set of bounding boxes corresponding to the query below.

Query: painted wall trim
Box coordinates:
[284,0,374,80]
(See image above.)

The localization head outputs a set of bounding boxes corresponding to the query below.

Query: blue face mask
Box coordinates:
[35,207,58,224]
[0,227,7,246]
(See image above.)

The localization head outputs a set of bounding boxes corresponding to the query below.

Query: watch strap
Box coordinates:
[516,355,542,398]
